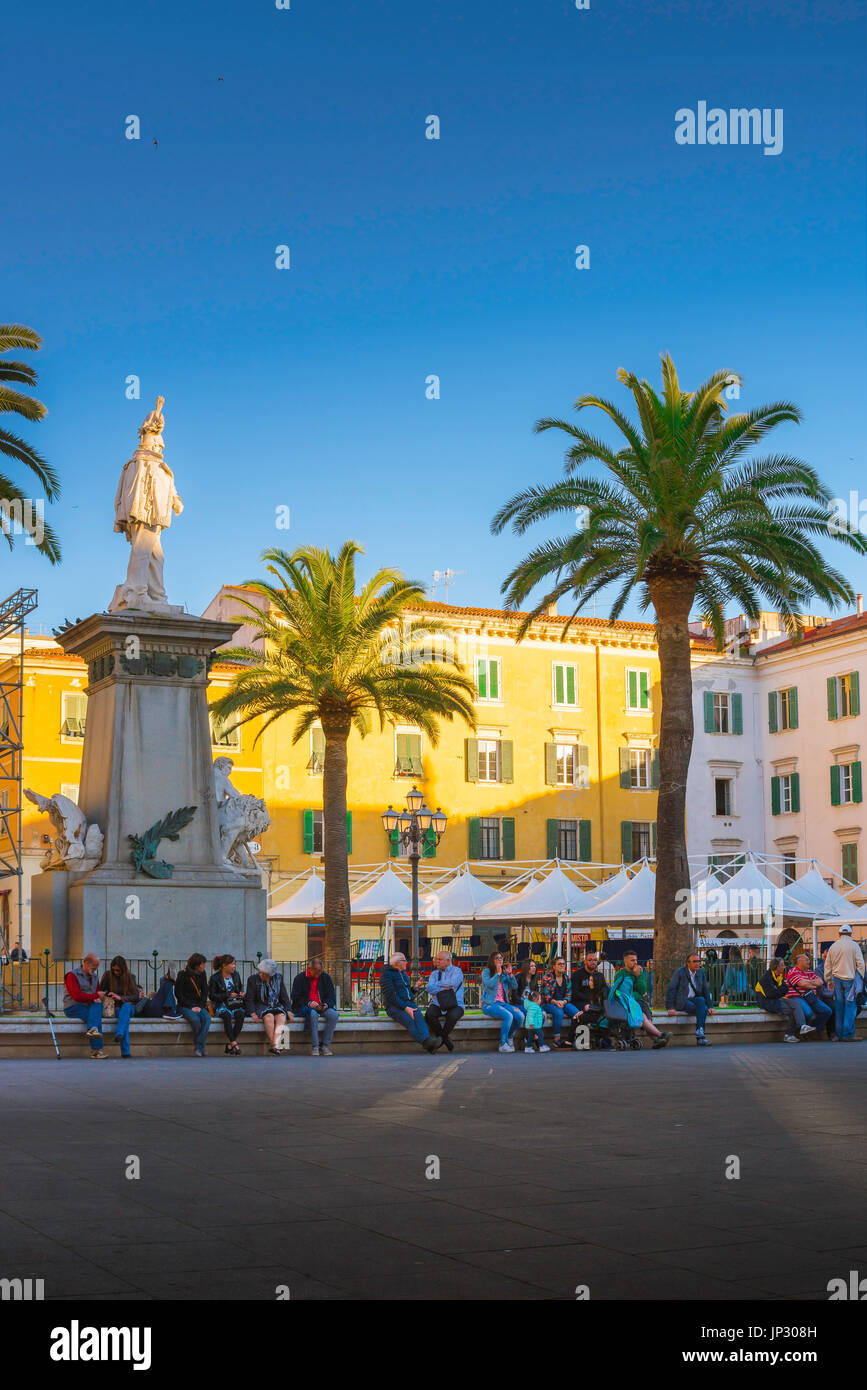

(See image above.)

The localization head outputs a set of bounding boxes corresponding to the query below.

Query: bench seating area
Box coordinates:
[0,1009,863,1058]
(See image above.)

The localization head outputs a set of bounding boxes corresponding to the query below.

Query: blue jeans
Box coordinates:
[684,997,710,1032]
[801,992,833,1036]
[386,1004,430,1044]
[526,1026,545,1049]
[833,978,859,1039]
[483,1001,525,1045]
[180,1007,211,1051]
[113,1001,133,1056]
[64,1001,103,1051]
[139,977,178,1018]
[301,1004,339,1047]
[545,1001,578,1036]
[761,997,810,1033]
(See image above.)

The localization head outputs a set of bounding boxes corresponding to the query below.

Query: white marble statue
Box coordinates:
[213,756,270,872]
[109,396,184,613]
[24,788,104,871]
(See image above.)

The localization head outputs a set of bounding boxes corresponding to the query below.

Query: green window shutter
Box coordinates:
[640,671,650,709]
[303,808,315,854]
[790,772,800,813]
[489,661,499,700]
[576,743,589,788]
[395,732,407,771]
[827,677,838,720]
[500,740,514,784]
[850,671,860,715]
[566,666,576,705]
[768,692,778,734]
[843,843,859,885]
[651,749,660,789]
[476,659,487,699]
[468,817,481,859]
[422,826,436,858]
[544,742,558,786]
[579,819,592,862]
[732,692,743,735]
[546,818,559,858]
[853,761,863,805]
[554,665,564,704]
[621,821,632,863]
[771,776,781,816]
[628,670,637,708]
[651,822,657,857]
[619,747,631,789]
[703,691,715,733]
[830,764,841,806]
[389,828,400,857]
[408,733,423,775]
[346,811,353,855]
[502,817,516,861]
[465,737,479,782]
[788,688,798,729]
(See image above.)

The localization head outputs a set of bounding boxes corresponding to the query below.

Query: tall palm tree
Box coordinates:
[212,542,476,962]
[0,324,60,562]
[492,354,866,968]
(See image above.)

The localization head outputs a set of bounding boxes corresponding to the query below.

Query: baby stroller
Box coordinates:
[600,983,643,1050]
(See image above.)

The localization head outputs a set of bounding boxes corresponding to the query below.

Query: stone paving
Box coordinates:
[0,1043,865,1300]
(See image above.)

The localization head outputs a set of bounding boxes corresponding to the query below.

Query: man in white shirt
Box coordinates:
[823,925,865,1042]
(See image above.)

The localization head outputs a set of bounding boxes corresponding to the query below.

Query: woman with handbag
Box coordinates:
[98,955,142,1058]
[209,954,246,1055]
[244,959,294,1054]
[176,953,212,1057]
[424,949,465,1052]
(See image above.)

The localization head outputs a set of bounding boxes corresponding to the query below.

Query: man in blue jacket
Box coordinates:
[666,951,714,1046]
[381,952,438,1052]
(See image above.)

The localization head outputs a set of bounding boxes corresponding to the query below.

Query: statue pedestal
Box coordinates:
[36,610,267,962]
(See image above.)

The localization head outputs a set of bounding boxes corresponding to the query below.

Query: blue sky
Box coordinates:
[4,0,865,631]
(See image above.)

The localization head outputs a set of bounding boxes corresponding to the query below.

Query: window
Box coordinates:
[304,809,353,855]
[714,777,732,816]
[61,691,87,740]
[770,773,800,815]
[781,854,797,885]
[479,817,500,860]
[60,784,79,803]
[842,842,859,886]
[703,691,743,735]
[830,760,862,806]
[828,672,860,720]
[552,663,578,708]
[469,815,515,861]
[769,687,799,732]
[547,817,592,862]
[630,821,652,859]
[545,742,589,788]
[394,731,423,778]
[707,853,744,882]
[467,738,513,784]
[619,747,659,790]
[209,709,241,749]
[307,925,326,958]
[307,727,325,775]
[478,739,501,783]
[476,658,501,702]
[556,743,575,787]
[626,669,651,712]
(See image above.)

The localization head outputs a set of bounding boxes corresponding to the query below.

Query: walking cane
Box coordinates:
[42,994,61,1059]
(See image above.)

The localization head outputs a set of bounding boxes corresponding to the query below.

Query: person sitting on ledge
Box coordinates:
[786,953,834,1039]
[98,954,141,1059]
[381,952,438,1052]
[290,957,339,1056]
[176,952,212,1057]
[570,953,609,1044]
[424,949,465,1052]
[755,957,816,1043]
[137,964,181,1020]
[666,950,715,1047]
[480,950,525,1053]
[209,954,247,1055]
[245,959,294,1054]
[63,953,106,1058]
[541,955,578,1049]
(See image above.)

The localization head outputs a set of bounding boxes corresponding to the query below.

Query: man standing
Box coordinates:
[381,952,438,1052]
[290,957,339,1056]
[425,949,465,1052]
[823,924,865,1042]
[63,954,106,1058]
[666,951,715,1046]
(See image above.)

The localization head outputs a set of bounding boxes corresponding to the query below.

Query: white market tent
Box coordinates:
[420,867,505,920]
[350,866,414,918]
[266,869,324,920]
[474,864,592,921]
[561,862,658,923]
[785,864,860,919]
[690,856,825,923]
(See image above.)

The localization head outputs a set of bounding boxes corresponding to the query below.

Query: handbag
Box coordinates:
[434,988,459,1010]
[102,997,116,1019]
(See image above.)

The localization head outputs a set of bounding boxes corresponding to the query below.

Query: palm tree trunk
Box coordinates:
[650,575,697,995]
[322,713,351,967]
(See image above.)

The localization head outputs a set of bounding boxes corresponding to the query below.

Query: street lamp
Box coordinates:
[381,787,448,958]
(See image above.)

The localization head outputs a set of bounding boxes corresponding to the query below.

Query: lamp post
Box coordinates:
[382,788,448,959]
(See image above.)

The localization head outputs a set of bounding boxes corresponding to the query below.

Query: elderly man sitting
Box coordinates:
[63,953,106,1058]
[424,950,465,1052]
[290,957,339,1056]
[381,952,438,1052]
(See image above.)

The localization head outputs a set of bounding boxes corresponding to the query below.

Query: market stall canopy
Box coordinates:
[349,866,413,919]
[561,862,657,922]
[784,863,861,919]
[690,856,827,922]
[266,870,324,920]
[421,867,505,920]
[475,864,592,920]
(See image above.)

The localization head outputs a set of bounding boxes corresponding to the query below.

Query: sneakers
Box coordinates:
[321,1046,334,1056]
[310,1046,320,1056]
[498,1043,514,1053]
[696,1035,712,1046]
[783,1034,800,1043]
[652,1034,670,1049]
[799,1024,816,1036]
[162,1012,180,1021]
[538,1044,551,1053]
[89,1049,107,1059]
[85,1027,101,1038]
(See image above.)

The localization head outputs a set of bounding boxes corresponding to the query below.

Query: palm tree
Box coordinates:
[212,542,476,963]
[492,353,866,969]
[0,324,60,562]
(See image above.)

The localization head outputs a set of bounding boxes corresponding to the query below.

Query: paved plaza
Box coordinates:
[1,1045,865,1301]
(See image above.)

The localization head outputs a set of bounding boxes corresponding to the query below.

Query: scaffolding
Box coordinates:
[0,588,38,1010]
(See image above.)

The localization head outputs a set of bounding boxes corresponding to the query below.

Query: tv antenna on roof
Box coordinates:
[431,569,465,602]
